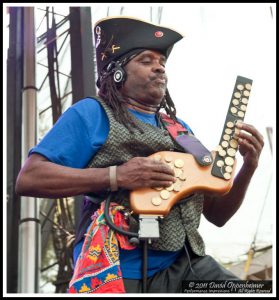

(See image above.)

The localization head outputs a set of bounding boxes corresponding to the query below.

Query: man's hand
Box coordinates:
[236,121,264,173]
[202,122,264,227]
[117,157,176,190]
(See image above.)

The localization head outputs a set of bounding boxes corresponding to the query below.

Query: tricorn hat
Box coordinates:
[93,16,184,76]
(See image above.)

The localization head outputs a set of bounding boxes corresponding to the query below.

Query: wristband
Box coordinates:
[109,166,118,191]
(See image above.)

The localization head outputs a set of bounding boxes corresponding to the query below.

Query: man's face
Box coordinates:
[120,50,168,106]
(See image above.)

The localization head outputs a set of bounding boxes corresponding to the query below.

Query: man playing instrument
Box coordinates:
[16,16,264,293]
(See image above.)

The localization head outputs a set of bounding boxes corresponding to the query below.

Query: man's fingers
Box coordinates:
[149,159,175,175]
[149,180,175,188]
[150,172,176,182]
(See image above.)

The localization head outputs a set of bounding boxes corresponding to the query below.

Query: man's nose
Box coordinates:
[152,62,165,73]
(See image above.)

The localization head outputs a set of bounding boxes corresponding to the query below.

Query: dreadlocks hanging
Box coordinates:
[98,74,179,133]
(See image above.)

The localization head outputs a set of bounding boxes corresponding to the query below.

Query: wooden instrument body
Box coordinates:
[130,151,236,216]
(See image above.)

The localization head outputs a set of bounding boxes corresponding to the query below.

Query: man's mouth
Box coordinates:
[155,78,166,84]
[151,76,167,86]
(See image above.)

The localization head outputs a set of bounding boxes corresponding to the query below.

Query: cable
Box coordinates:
[104,195,148,292]
[104,194,139,238]
[142,240,148,293]
[184,243,200,280]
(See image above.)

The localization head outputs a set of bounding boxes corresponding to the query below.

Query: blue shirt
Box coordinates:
[30,97,193,279]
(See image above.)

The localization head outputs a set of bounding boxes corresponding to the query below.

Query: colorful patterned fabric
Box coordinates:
[68,202,135,293]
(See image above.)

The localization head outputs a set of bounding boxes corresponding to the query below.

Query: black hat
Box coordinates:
[93,16,184,76]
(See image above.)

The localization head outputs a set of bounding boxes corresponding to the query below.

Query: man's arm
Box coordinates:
[15,154,111,198]
[15,153,176,198]
[203,122,264,227]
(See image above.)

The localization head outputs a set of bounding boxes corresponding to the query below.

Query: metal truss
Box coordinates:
[35,6,75,293]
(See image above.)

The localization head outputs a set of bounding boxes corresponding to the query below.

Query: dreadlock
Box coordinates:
[160,88,178,123]
[98,74,179,132]
[98,75,142,133]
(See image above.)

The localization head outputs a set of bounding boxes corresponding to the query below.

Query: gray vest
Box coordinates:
[88,97,205,256]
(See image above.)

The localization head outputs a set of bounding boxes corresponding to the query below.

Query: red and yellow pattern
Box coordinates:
[68,202,135,293]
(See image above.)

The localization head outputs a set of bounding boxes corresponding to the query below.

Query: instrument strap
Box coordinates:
[159,113,213,166]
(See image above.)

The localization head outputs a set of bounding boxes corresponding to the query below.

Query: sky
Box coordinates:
[3,2,276,293]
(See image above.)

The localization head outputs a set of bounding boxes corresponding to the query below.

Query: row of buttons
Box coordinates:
[214,81,251,179]
[151,155,186,206]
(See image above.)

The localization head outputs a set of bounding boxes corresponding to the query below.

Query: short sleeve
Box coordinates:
[29,98,109,168]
